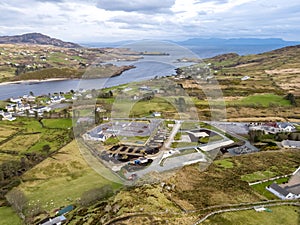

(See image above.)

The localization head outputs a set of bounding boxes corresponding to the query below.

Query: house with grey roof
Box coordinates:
[266,166,300,200]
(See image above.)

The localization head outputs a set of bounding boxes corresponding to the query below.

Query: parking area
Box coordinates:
[92,119,160,137]
[210,122,249,135]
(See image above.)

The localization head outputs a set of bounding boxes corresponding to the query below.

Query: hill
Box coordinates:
[0,33,81,48]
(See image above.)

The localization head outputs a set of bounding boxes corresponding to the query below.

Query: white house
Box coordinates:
[241,76,250,81]
[15,103,30,112]
[277,122,296,132]
[51,95,66,103]
[266,183,294,199]
[10,97,22,103]
[33,106,51,113]
[0,111,16,121]
[5,104,15,112]
[153,112,161,117]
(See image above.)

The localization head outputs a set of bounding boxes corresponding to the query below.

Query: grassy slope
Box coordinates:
[19,140,121,211]
[0,206,22,225]
[202,206,299,225]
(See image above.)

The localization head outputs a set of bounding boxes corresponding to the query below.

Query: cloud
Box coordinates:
[96,0,176,13]
[194,0,229,4]
[0,0,300,42]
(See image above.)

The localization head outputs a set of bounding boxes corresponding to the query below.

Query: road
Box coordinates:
[163,120,181,149]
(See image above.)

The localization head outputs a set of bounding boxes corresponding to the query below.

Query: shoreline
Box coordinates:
[0,78,70,86]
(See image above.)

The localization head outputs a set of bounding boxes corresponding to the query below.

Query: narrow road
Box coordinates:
[163,121,181,149]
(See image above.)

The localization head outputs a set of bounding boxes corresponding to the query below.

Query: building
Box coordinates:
[10,97,22,103]
[266,183,294,199]
[266,167,300,200]
[0,111,16,121]
[5,104,15,112]
[15,103,30,112]
[40,215,66,225]
[50,95,66,103]
[241,76,250,81]
[153,112,161,117]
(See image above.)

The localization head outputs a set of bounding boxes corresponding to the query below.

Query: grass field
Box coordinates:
[19,140,121,211]
[42,118,72,129]
[0,118,72,155]
[214,158,234,169]
[234,94,291,107]
[202,206,299,225]
[0,207,22,225]
[0,134,41,152]
[241,170,278,183]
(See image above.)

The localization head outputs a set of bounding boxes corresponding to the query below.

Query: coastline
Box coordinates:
[0,78,70,86]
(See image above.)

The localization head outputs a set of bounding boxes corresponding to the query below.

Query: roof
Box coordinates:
[277,122,294,129]
[285,184,300,195]
[57,205,74,216]
[41,215,66,225]
[269,183,290,196]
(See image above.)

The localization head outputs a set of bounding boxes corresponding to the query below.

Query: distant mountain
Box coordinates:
[0,33,81,48]
[175,38,300,46]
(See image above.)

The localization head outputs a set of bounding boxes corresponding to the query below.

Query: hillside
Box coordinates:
[0,33,81,48]
[0,43,140,82]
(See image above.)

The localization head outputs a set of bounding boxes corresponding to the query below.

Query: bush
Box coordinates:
[80,185,113,206]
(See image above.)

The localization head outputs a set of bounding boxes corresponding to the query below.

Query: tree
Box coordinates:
[285,93,297,106]
[42,144,51,155]
[6,188,28,219]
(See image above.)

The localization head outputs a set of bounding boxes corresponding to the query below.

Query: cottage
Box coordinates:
[241,76,250,81]
[266,183,300,200]
[16,103,30,112]
[10,97,22,103]
[153,112,161,117]
[0,112,16,121]
[51,95,66,103]
[5,104,15,112]
[277,122,296,132]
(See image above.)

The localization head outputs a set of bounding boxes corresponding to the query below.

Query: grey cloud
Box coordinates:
[96,0,175,13]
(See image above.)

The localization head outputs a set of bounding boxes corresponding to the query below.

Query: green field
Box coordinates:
[214,158,234,169]
[19,141,121,211]
[0,118,72,154]
[0,207,22,225]
[234,94,291,107]
[202,206,299,225]
[42,118,72,129]
[241,170,278,183]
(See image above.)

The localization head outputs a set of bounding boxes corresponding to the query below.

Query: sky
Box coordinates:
[0,0,299,43]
